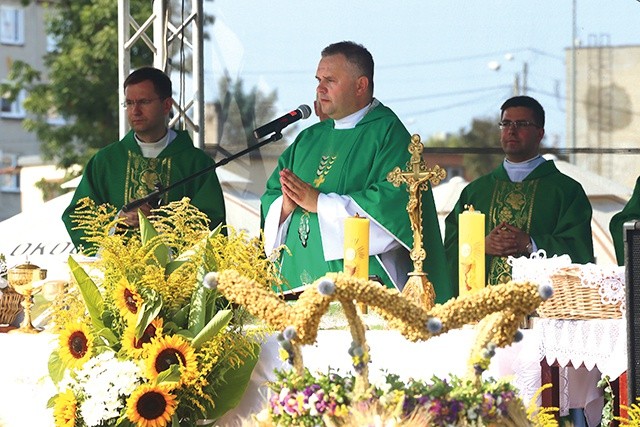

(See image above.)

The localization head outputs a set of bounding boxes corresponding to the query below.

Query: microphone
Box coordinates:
[253,104,312,139]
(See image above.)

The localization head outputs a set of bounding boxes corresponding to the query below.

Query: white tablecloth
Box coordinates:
[0,321,626,427]
[0,332,57,427]
[537,318,626,427]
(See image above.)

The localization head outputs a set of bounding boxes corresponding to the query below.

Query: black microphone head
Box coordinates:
[297,104,312,119]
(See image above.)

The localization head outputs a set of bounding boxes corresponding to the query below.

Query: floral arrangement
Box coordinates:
[204,269,562,426]
[48,198,277,427]
[255,367,549,427]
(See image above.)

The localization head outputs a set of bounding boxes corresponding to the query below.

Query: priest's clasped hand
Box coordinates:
[280,168,320,215]
[485,221,531,257]
[118,202,153,228]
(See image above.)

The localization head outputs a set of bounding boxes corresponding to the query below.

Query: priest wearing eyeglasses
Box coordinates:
[62,67,225,253]
[444,95,594,287]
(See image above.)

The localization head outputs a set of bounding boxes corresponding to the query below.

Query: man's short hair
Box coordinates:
[321,41,374,94]
[124,67,172,99]
[500,95,545,128]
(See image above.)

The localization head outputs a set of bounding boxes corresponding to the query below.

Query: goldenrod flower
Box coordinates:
[145,335,197,386]
[58,322,93,369]
[53,389,77,427]
[126,384,177,427]
[122,318,164,359]
[113,278,143,322]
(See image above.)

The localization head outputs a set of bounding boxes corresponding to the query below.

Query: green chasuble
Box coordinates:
[261,102,454,304]
[444,160,594,286]
[62,130,225,252]
[609,176,640,265]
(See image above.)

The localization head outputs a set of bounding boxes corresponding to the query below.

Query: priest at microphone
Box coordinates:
[260,41,453,303]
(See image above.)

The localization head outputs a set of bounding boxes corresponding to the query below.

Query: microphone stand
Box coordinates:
[122,131,283,212]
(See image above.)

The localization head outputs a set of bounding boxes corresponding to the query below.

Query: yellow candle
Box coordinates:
[458,206,485,295]
[344,215,369,279]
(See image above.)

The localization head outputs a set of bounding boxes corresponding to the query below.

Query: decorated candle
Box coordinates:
[344,214,369,279]
[458,205,485,295]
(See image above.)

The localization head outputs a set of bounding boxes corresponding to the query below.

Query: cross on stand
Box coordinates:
[387,134,446,309]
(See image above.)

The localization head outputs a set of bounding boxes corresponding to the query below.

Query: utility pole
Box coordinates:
[570,0,577,164]
[513,62,528,96]
[117,0,205,149]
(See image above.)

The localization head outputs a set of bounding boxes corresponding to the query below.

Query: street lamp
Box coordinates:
[487,53,528,96]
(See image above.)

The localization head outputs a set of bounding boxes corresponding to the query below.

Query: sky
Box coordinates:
[202,0,640,148]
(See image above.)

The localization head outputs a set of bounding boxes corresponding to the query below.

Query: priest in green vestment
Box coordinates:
[444,96,594,287]
[261,41,454,303]
[62,67,225,253]
[609,176,640,265]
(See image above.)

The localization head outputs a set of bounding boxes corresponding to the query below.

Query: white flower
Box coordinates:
[70,351,144,426]
[0,277,8,289]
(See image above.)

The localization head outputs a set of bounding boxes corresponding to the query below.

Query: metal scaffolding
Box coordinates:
[117,0,205,148]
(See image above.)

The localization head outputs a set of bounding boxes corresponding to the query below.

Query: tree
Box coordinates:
[2,1,214,170]
[1,0,155,170]
[426,116,503,181]
[207,77,283,196]
[460,117,504,179]
[211,77,279,153]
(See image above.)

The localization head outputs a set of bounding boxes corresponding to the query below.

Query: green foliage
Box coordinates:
[48,350,65,385]
[598,375,614,426]
[461,117,504,179]
[139,211,170,266]
[191,309,233,349]
[1,1,154,169]
[425,115,504,181]
[207,347,260,420]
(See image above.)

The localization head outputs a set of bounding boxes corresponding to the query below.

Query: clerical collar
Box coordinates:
[333,98,379,130]
[503,154,545,182]
[135,129,176,158]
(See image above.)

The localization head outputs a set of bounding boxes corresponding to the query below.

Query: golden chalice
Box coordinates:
[8,262,46,334]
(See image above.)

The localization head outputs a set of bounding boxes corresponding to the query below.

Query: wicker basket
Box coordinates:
[0,287,23,325]
[537,265,623,320]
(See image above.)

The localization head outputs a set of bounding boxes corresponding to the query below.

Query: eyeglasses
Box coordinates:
[498,120,540,130]
[121,98,162,109]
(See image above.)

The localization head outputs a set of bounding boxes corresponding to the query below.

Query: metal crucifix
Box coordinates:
[387,134,446,309]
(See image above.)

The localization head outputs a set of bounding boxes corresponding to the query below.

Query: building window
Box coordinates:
[0,152,19,192]
[0,6,24,46]
[0,87,26,118]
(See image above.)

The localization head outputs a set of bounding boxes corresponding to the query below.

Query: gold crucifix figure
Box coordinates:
[387,134,446,309]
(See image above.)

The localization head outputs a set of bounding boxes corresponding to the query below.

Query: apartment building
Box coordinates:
[0,0,62,220]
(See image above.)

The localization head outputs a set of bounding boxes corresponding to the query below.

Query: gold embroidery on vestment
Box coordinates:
[124,152,172,204]
[488,180,537,285]
[313,155,337,188]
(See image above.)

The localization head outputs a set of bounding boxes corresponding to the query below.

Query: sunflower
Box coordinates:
[53,389,77,427]
[122,318,164,359]
[145,335,198,385]
[126,384,177,427]
[113,277,143,322]
[58,322,93,369]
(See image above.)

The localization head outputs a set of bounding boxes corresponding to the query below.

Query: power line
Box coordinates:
[424,147,640,155]
[239,47,563,75]
[386,85,511,103]
[404,92,506,116]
